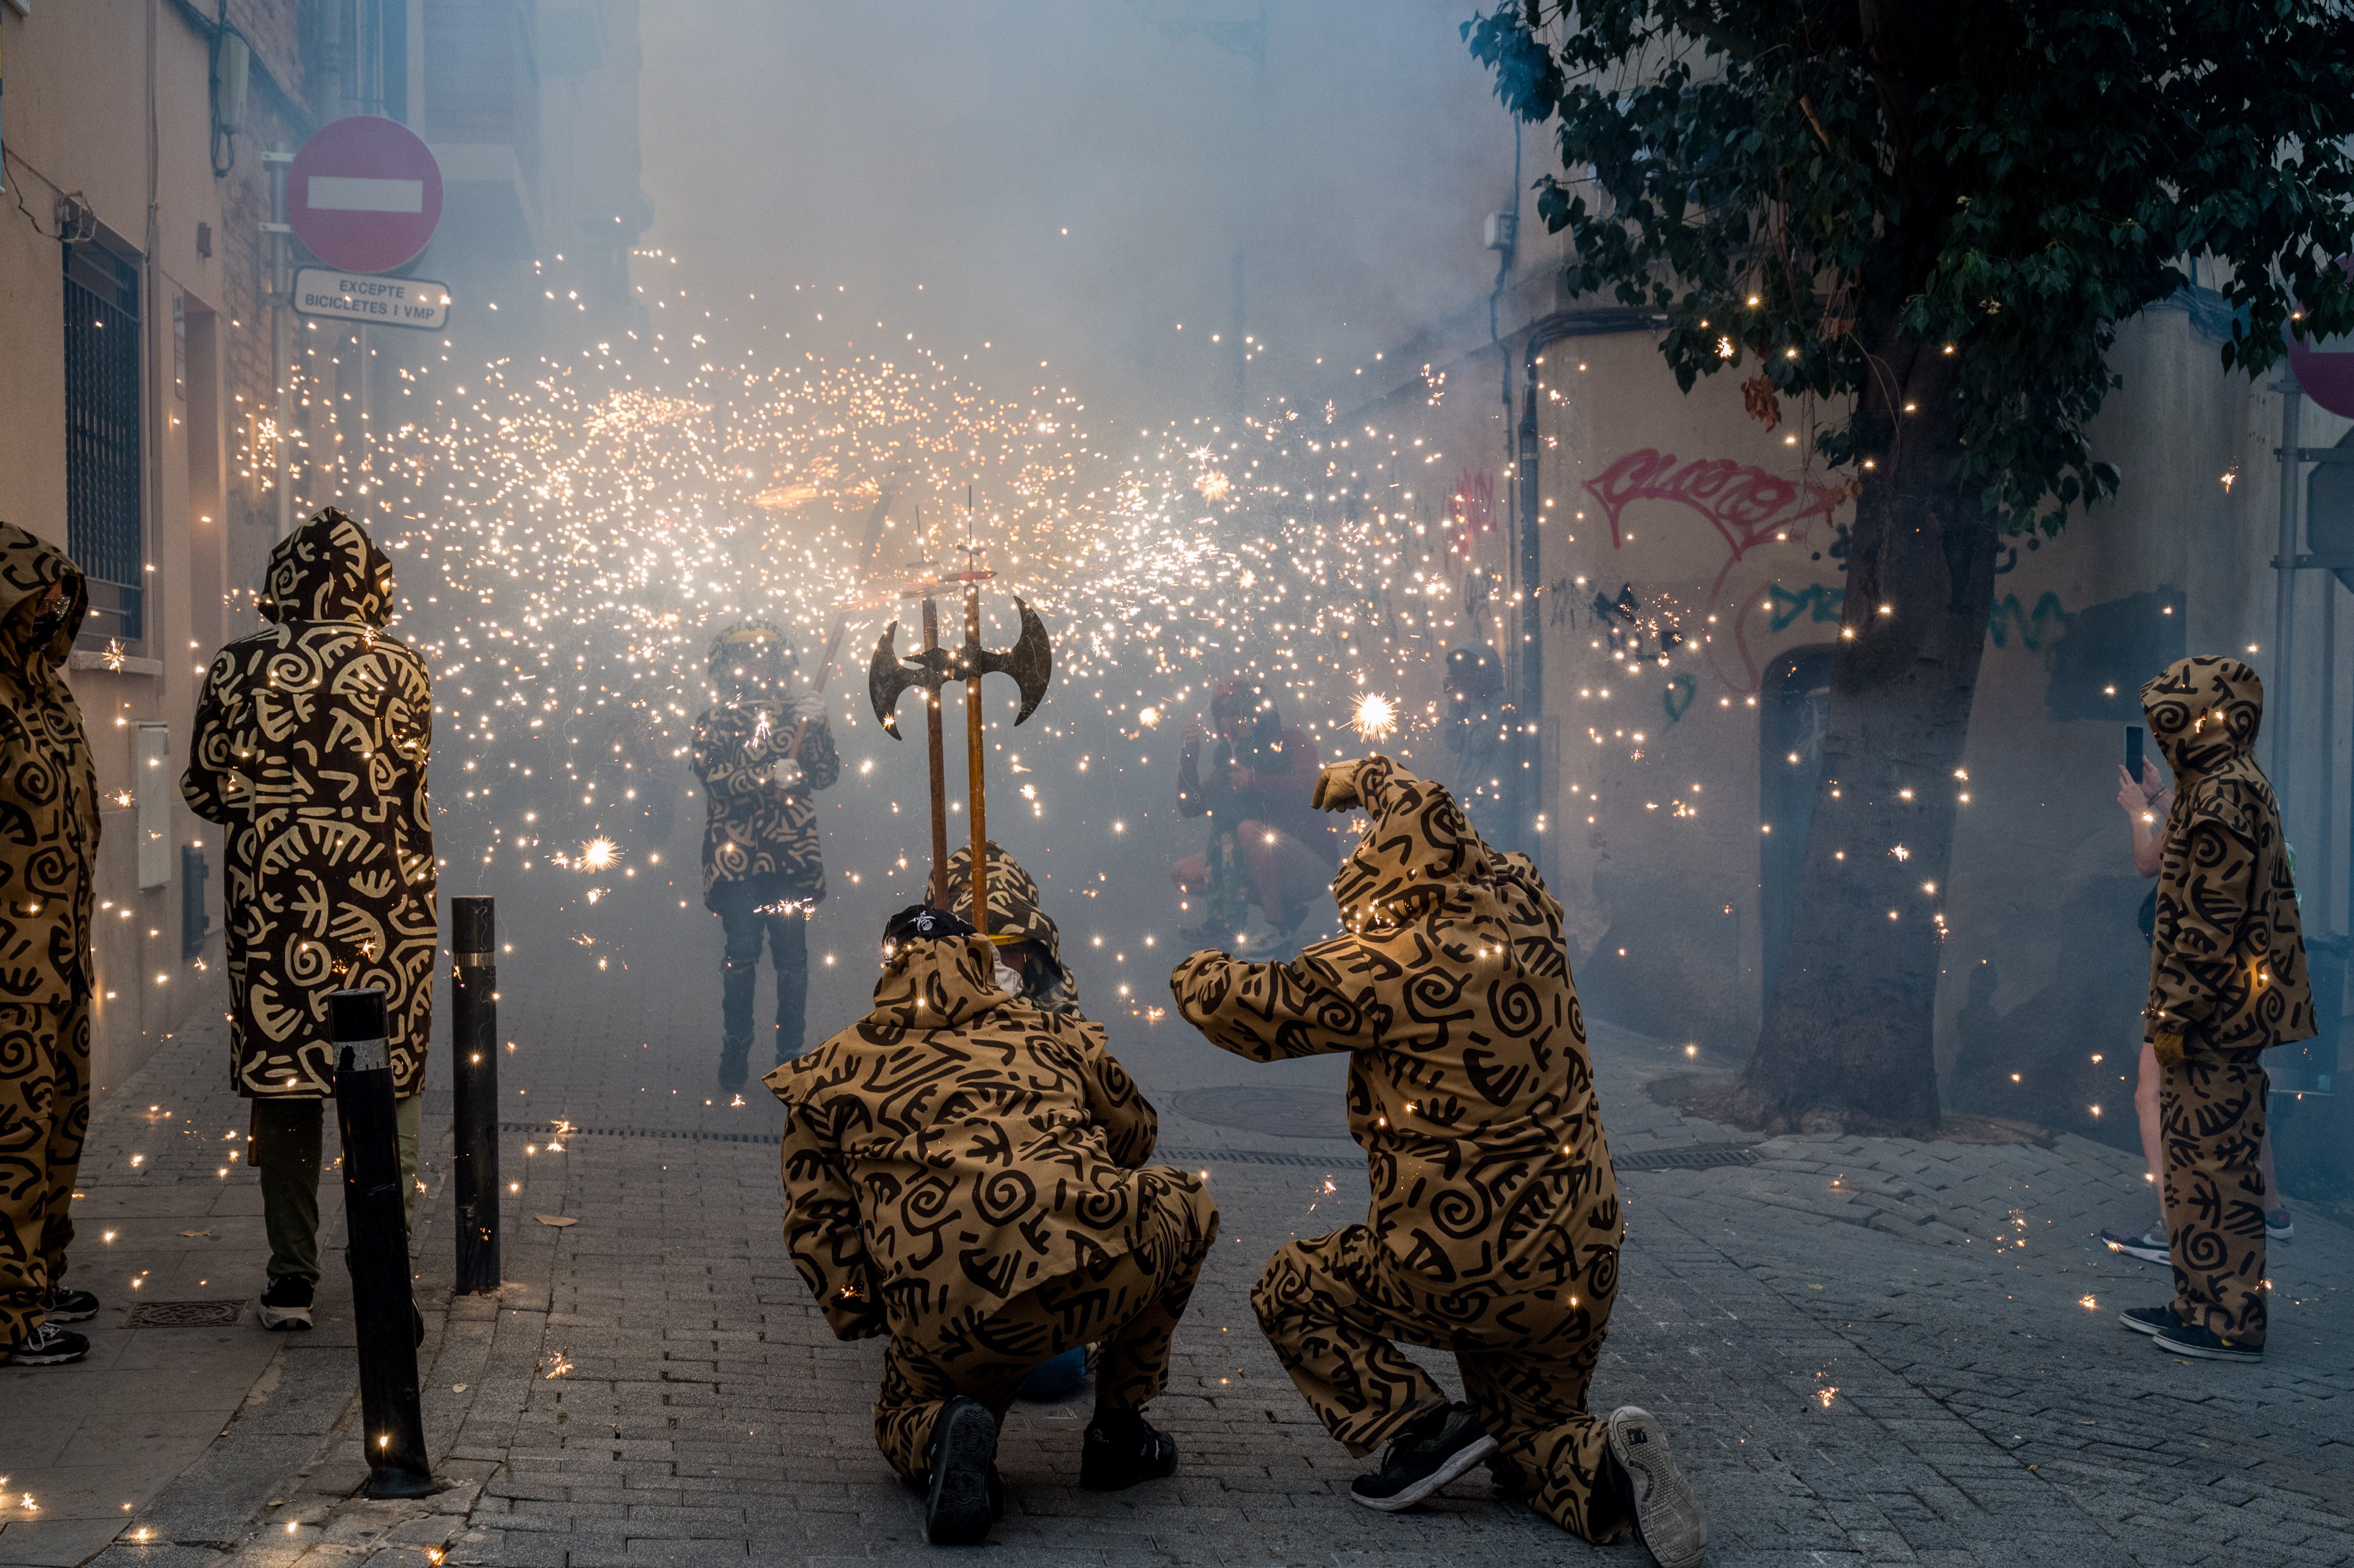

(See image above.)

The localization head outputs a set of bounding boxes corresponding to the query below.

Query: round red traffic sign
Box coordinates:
[288,116,443,276]
[2287,257,2354,420]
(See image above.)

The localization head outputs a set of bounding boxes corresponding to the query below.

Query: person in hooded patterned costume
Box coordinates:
[2121,656,2312,1364]
[1170,755,1705,1568]
[184,508,437,1332]
[0,525,101,1367]
[691,621,839,1092]
[941,840,1081,1015]
[768,903,1215,1546]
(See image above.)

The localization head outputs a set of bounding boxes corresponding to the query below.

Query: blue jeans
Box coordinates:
[712,879,810,1063]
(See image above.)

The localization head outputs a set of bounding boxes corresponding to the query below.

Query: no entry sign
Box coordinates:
[288,116,443,275]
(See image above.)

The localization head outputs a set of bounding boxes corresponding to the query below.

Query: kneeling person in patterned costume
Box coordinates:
[1171,756,1704,1567]
[2125,657,2312,1363]
[767,902,1217,1545]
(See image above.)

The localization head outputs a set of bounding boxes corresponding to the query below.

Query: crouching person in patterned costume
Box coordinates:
[767,903,1217,1546]
[184,508,437,1333]
[1170,756,1705,1567]
[692,620,839,1093]
[0,525,101,1366]
[2125,657,2312,1363]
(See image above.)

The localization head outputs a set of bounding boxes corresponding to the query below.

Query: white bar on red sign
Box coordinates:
[305,175,426,213]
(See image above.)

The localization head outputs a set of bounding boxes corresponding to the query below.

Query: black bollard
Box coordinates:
[331,987,435,1499]
[450,896,501,1293]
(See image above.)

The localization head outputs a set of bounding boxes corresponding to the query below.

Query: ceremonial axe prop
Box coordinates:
[868,577,1052,936]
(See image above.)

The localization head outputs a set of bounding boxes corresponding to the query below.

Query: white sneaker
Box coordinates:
[1606,1406,1707,1568]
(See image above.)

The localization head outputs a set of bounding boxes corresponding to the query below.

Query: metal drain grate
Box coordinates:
[1158,1146,1353,1171]
[498,1120,783,1146]
[124,1300,245,1328]
[1615,1145,1762,1173]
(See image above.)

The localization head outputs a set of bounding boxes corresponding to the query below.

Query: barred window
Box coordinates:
[63,241,145,645]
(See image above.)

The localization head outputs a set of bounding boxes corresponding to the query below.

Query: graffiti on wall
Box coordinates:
[1583,449,1849,692]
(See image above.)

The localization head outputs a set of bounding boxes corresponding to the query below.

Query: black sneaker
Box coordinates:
[43,1287,99,1323]
[1349,1402,1498,1512]
[1604,1406,1707,1568]
[2152,1322,2263,1363]
[718,1042,751,1095]
[924,1396,1001,1545]
[2118,1304,2185,1337]
[4,1321,89,1365]
[1079,1407,1179,1491]
[258,1276,315,1331]
[2100,1224,2169,1264]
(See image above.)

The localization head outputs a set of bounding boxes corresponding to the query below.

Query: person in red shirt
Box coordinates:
[1172,680,1338,952]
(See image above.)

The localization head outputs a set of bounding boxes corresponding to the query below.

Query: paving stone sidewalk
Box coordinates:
[8,919,2348,1568]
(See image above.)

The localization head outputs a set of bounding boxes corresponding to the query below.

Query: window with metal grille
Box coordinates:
[63,242,145,645]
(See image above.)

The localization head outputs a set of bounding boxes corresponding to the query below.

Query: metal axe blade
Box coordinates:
[971,598,1054,726]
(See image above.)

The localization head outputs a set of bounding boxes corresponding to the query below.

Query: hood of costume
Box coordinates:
[942,839,1079,1013]
[0,524,98,1013]
[765,932,1167,1349]
[1171,755,1618,1296]
[181,509,438,1096]
[2140,657,2312,1050]
[690,628,836,906]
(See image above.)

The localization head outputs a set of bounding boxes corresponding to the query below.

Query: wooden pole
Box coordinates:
[923,595,951,907]
[964,582,988,937]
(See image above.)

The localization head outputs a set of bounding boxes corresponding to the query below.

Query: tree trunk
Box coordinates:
[1736,328,1996,1136]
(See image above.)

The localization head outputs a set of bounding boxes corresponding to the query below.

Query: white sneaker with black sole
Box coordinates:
[1349,1403,1498,1512]
[2099,1224,2169,1265]
[1606,1405,1707,1568]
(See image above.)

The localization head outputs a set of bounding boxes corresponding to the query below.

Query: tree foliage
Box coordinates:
[1468,1,2354,534]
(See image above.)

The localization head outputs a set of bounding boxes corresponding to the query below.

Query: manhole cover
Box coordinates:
[1170,1086,1352,1140]
[124,1300,245,1328]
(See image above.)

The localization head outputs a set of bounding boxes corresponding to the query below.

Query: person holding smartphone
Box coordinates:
[2099,729,2293,1265]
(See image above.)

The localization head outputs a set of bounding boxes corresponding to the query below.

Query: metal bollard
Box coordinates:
[331,987,435,1499]
[450,896,501,1293]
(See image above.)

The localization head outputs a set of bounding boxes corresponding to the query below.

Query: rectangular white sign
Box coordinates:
[305,175,425,213]
[292,268,452,331]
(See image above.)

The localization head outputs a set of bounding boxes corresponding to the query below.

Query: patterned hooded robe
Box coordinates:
[941,839,1081,1013]
[1170,754,1619,1300]
[182,510,438,1098]
[2141,656,2314,1052]
[689,631,840,911]
[0,524,99,1341]
[763,930,1199,1352]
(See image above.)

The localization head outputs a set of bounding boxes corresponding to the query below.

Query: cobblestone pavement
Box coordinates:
[8,868,2348,1568]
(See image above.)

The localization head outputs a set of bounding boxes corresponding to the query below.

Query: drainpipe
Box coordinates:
[2278,375,2303,805]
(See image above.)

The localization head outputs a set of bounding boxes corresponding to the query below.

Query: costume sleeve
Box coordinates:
[179,650,244,824]
[1176,746,1214,818]
[0,703,93,1003]
[1074,1019,1157,1168]
[796,714,840,792]
[2145,818,2255,1042]
[778,1093,886,1340]
[1170,943,1381,1061]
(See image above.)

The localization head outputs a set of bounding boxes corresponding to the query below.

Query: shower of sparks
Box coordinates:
[1354,692,1398,740]
[579,838,620,872]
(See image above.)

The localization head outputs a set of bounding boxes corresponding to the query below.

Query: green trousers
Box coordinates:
[251,1094,422,1285]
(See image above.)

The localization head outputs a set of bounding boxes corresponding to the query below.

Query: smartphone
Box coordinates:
[2126,724,2145,783]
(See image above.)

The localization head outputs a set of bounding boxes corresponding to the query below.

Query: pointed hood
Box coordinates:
[1317,754,1493,933]
[2142,655,2263,781]
[944,839,1079,1011]
[259,507,395,626]
[0,523,88,672]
